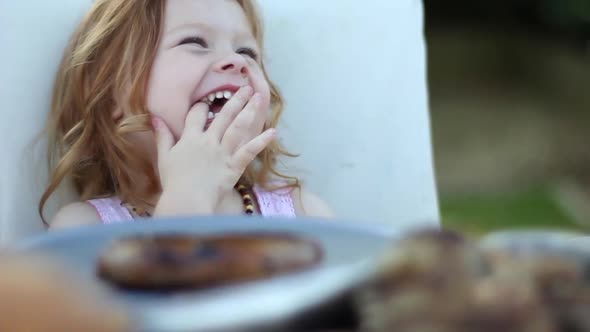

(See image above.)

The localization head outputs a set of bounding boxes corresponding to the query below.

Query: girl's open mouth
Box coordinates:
[201,89,234,129]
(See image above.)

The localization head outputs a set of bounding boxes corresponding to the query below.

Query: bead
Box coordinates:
[235,180,256,215]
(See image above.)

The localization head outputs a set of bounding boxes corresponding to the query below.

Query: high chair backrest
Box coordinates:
[0,0,439,244]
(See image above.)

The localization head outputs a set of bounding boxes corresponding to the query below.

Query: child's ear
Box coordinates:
[112,108,124,121]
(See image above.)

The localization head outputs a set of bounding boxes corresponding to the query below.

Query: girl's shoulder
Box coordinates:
[49,201,101,230]
[291,187,334,218]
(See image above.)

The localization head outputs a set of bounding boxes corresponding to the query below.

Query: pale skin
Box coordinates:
[50,0,333,230]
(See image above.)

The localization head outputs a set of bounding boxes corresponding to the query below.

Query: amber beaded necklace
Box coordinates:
[236,181,255,215]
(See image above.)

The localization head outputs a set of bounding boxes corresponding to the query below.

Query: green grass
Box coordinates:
[440,186,588,237]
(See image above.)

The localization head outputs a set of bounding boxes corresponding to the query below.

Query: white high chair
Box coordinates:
[0,0,439,245]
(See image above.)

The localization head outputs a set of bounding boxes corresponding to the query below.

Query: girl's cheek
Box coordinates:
[256,79,272,110]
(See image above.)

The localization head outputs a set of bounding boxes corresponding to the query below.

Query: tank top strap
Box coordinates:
[86,197,134,224]
[253,183,297,218]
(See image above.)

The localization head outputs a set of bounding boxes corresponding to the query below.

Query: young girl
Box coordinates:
[40,0,333,229]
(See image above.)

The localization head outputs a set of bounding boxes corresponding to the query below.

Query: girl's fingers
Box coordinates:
[221,93,264,154]
[231,128,276,170]
[208,85,254,141]
[183,102,209,135]
[152,116,174,170]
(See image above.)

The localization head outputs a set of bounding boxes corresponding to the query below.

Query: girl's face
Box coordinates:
[146,0,271,140]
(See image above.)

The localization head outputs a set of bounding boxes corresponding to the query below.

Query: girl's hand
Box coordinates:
[152,86,275,217]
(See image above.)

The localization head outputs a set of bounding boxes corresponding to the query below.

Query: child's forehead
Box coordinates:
[164,0,254,37]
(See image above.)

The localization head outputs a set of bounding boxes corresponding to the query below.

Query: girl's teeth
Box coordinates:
[208,111,215,119]
[202,90,235,104]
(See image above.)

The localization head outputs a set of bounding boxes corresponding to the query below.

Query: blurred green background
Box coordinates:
[423,0,590,236]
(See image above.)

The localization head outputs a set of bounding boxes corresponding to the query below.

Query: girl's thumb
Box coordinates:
[152,116,173,160]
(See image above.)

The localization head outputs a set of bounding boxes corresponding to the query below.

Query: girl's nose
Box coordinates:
[213,53,249,76]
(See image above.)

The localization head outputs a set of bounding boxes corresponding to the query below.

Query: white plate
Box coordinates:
[16,216,397,332]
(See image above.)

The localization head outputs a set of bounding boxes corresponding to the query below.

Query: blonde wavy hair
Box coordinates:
[39,0,298,225]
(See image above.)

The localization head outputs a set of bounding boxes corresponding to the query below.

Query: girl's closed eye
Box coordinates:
[179,36,208,48]
[237,47,259,61]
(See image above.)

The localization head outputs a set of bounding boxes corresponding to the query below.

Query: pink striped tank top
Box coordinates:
[86,184,296,224]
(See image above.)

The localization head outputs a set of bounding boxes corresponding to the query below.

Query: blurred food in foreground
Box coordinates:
[355,229,590,332]
[0,254,132,332]
[97,233,323,290]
